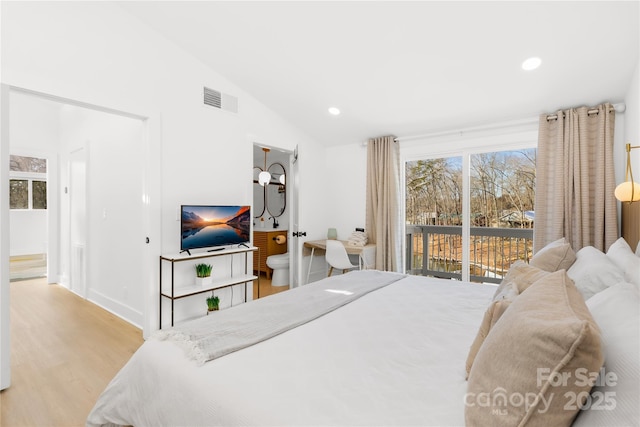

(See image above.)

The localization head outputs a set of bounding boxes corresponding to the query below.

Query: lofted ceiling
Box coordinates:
[118,1,639,146]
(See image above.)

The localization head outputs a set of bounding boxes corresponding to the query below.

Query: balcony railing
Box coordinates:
[405,225,533,284]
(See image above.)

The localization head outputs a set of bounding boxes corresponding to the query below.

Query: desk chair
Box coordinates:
[326,240,358,276]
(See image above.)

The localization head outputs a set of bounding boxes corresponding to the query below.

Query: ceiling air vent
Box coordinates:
[203,86,238,113]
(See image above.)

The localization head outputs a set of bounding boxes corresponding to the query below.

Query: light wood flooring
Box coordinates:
[1,272,289,426]
[0,278,144,427]
[9,254,47,282]
[253,272,290,299]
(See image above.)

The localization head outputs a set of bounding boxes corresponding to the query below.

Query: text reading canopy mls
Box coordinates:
[180,205,251,254]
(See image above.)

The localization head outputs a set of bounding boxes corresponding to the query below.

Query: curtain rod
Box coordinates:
[394,117,538,144]
[545,103,625,121]
[389,102,626,144]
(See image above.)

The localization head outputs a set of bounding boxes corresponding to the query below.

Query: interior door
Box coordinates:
[69,146,87,298]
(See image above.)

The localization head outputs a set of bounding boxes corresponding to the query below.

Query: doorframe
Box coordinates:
[251,143,300,289]
[1,84,11,390]
[7,147,59,284]
[68,144,88,298]
[289,145,301,287]
[0,85,160,391]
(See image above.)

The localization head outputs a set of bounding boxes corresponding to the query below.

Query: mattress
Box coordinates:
[87,271,496,426]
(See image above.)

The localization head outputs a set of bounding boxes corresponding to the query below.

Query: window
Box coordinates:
[405,147,536,283]
[9,155,47,210]
[10,179,29,209]
[32,180,47,209]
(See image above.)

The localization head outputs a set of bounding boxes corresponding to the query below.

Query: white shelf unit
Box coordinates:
[159,246,258,328]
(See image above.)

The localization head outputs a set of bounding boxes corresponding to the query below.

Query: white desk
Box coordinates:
[303,240,376,284]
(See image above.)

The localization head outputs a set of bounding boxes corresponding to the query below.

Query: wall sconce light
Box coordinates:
[615,143,640,202]
[258,147,271,186]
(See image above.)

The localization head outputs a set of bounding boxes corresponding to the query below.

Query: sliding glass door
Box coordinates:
[405,148,536,283]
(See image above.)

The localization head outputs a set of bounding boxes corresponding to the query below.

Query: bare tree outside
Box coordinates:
[8,155,47,210]
[9,179,29,209]
[10,155,47,173]
[406,149,536,282]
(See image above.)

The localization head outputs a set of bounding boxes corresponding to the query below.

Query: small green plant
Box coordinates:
[206,295,220,311]
[195,263,213,278]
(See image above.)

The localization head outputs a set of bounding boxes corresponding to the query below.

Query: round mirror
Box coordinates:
[253,167,265,218]
[266,162,286,217]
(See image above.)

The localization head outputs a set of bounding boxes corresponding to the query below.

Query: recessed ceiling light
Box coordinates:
[328,107,341,115]
[522,57,541,71]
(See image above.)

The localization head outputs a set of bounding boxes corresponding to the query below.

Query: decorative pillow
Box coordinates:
[530,237,576,272]
[573,282,640,426]
[465,299,511,378]
[491,280,518,302]
[469,262,550,377]
[606,237,640,287]
[568,246,626,300]
[510,260,550,295]
[491,261,549,301]
[466,270,603,427]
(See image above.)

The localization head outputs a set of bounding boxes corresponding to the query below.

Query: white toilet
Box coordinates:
[266,253,289,287]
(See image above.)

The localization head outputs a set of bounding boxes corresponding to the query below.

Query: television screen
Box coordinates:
[181,205,251,251]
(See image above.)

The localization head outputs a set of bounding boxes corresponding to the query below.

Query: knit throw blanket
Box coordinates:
[153,270,405,365]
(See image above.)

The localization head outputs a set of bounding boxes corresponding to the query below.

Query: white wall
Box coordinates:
[1,1,328,335]
[9,211,46,256]
[324,143,368,240]
[59,105,146,325]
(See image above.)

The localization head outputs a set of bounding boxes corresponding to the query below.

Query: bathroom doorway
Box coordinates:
[252,144,298,297]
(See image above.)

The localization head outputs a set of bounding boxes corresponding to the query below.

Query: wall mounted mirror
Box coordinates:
[266,162,286,217]
[252,167,266,218]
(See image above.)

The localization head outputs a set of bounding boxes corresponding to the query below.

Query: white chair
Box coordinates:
[325,240,358,276]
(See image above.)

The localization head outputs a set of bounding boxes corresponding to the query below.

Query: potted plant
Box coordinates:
[206,295,219,313]
[195,263,213,286]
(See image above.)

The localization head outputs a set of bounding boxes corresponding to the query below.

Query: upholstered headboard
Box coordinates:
[622,201,640,252]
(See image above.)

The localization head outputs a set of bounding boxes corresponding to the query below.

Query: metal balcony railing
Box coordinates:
[405,225,534,284]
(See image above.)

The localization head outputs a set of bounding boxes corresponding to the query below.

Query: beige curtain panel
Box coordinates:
[366,135,402,272]
[534,103,618,253]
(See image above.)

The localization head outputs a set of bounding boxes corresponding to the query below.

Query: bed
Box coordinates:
[86,238,640,427]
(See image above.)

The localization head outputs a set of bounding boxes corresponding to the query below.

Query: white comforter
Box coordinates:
[87,272,495,427]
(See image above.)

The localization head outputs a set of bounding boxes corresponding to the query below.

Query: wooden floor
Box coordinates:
[1,272,289,426]
[253,272,290,299]
[9,254,47,282]
[0,278,144,427]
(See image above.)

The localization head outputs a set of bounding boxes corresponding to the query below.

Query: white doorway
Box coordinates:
[8,153,50,282]
[2,86,159,389]
[5,88,150,324]
[252,144,300,290]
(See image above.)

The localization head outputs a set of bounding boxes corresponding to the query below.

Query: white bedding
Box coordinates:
[87,271,496,427]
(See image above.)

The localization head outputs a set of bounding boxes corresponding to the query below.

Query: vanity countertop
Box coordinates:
[254,228,287,232]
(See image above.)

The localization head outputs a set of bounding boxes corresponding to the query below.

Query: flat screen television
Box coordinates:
[181,205,251,253]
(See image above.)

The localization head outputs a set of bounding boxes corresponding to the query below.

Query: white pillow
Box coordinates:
[636,241,640,257]
[568,246,626,300]
[606,237,640,287]
[573,282,640,426]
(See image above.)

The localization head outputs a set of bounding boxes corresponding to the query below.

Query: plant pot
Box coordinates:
[196,276,212,287]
